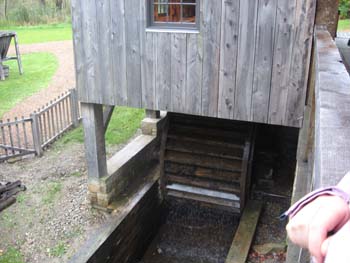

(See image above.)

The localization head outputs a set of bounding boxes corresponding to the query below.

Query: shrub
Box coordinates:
[0,0,71,26]
[339,0,350,19]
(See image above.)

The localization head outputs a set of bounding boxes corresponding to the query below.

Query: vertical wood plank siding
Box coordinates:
[218,0,239,119]
[268,0,297,125]
[72,0,316,128]
[251,0,277,123]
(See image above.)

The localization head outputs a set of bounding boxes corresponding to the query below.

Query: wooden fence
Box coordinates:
[0,89,80,161]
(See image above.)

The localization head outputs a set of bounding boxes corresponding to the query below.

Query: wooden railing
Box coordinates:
[286,26,350,263]
[0,89,80,161]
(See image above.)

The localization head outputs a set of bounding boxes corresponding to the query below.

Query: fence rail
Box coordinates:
[0,89,80,161]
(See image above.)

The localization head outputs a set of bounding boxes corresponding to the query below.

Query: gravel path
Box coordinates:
[4,41,75,120]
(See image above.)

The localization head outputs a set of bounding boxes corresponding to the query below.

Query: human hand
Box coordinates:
[286,195,350,263]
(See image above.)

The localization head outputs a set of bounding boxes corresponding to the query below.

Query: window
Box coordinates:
[149,0,198,29]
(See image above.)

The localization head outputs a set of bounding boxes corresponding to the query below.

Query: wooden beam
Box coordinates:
[225,200,263,263]
[103,105,114,133]
[81,103,107,183]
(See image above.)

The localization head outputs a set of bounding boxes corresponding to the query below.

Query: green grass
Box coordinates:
[49,242,67,257]
[57,107,145,146]
[42,182,62,204]
[0,23,72,44]
[338,19,350,31]
[0,247,24,263]
[0,52,58,118]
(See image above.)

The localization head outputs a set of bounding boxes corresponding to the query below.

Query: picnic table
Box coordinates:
[0,31,23,80]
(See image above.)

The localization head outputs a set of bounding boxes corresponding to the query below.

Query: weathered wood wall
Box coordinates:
[71,0,316,128]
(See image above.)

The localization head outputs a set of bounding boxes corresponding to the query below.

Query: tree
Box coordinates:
[56,0,63,10]
[40,0,46,6]
[339,0,350,19]
[4,0,7,19]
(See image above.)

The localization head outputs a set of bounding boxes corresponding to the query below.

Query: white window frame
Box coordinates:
[148,0,200,30]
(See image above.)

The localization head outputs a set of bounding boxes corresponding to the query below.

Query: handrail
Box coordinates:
[314,27,350,188]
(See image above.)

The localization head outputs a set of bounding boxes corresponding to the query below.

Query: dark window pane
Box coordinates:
[169,0,181,2]
[154,4,168,22]
[183,0,196,3]
[168,4,181,22]
[182,4,196,23]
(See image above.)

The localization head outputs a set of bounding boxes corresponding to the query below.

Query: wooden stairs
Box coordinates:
[161,113,256,213]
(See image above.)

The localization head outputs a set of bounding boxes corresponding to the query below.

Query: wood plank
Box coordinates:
[71,0,85,102]
[96,0,114,105]
[159,117,169,197]
[234,0,259,121]
[80,0,99,103]
[81,103,107,182]
[251,0,277,123]
[169,113,252,132]
[125,0,142,107]
[167,133,244,150]
[156,33,172,111]
[314,28,350,187]
[285,0,316,127]
[140,0,156,109]
[165,162,241,183]
[185,34,202,115]
[201,0,222,117]
[225,200,263,263]
[103,106,114,133]
[165,150,242,172]
[218,0,239,119]
[110,0,127,105]
[239,141,250,211]
[167,174,241,195]
[168,124,248,144]
[166,184,240,210]
[268,0,297,125]
[171,34,187,113]
[167,183,239,201]
[141,32,156,109]
[166,138,244,160]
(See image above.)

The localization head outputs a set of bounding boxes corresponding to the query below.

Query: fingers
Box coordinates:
[308,197,350,262]
[308,218,327,263]
[286,196,350,263]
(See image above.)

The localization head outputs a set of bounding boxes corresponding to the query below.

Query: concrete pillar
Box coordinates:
[81,103,107,203]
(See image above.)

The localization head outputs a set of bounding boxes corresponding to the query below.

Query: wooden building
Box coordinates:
[72,0,315,128]
[71,0,316,228]
[69,0,350,262]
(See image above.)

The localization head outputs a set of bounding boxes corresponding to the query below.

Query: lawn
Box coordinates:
[0,52,58,118]
[0,23,72,44]
[57,106,145,146]
[338,19,350,31]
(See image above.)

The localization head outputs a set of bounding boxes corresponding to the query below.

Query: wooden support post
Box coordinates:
[146,110,160,119]
[13,33,23,75]
[70,88,80,127]
[159,117,169,199]
[81,103,107,186]
[31,111,43,157]
[103,105,115,133]
[0,61,4,81]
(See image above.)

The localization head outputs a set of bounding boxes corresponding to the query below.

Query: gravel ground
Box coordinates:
[0,127,141,262]
[0,142,108,262]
